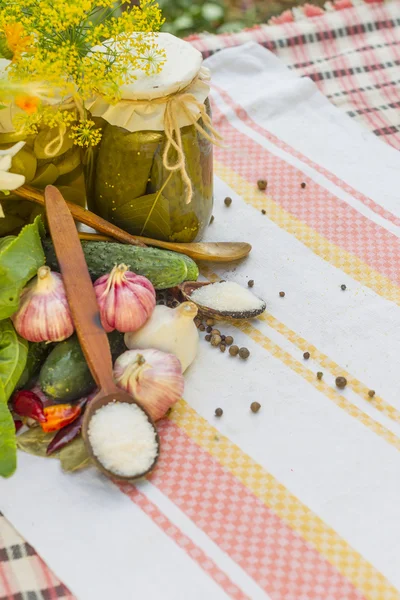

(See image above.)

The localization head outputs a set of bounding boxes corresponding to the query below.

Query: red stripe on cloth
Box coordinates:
[212,83,400,227]
[117,484,251,600]
[122,421,367,600]
[212,102,400,285]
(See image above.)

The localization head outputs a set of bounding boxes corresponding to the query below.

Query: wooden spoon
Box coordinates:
[16,185,252,262]
[44,185,159,481]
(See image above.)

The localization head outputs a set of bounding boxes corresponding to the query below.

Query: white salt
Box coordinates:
[191,281,265,313]
[88,402,158,477]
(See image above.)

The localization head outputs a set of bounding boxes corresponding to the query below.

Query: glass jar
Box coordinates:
[89,33,214,243]
[0,123,94,236]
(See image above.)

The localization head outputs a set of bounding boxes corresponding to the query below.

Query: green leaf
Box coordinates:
[0,320,28,401]
[16,426,55,458]
[0,380,16,478]
[60,436,91,472]
[17,428,91,473]
[113,192,171,241]
[0,216,45,320]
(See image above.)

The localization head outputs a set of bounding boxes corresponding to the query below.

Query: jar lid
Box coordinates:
[119,32,204,101]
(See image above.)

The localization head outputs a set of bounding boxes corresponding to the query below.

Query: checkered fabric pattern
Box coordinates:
[0,513,74,600]
[188,0,400,149]
[1,3,399,598]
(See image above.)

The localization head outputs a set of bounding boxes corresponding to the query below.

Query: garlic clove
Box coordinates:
[94,264,156,333]
[124,301,199,373]
[114,348,184,421]
[12,266,74,343]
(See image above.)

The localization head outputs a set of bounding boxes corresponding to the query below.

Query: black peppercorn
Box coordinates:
[206,326,212,333]
[205,334,211,342]
[199,324,205,332]
[250,402,261,413]
[224,197,232,207]
[215,408,223,417]
[211,334,222,347]
[368,390,376,398]
[279,291,285,298]
[257,179,267,191]
[341,284,346,291]
[303,352,310,360]
[336,376,347,389]
[301,182,306,189]
[261,209,266,215]
[317,372,323,380]
[248,280,254,288]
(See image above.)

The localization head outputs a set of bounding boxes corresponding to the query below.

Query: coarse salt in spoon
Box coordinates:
[44,185,159,481]
[179,280,266,321]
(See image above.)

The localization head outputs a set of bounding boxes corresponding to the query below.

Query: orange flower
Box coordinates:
[15,94,40,115]
[3,23,33,59]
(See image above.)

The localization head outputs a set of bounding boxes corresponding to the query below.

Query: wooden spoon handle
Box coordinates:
[45,185,116,395]
[16,185,146,247]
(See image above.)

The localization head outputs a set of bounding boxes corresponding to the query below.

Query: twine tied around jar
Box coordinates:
[41,84,223,204]
[116,75,224,204]
[160,90,223,204]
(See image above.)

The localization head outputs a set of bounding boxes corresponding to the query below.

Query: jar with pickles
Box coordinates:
[88,33,215,243]
[0,59,96,236]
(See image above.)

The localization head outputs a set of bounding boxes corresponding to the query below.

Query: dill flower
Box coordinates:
[70,119,102,148]
[0,0,165,148]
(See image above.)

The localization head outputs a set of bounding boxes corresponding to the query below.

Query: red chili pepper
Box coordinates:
[12,390,46,423]
[41,403,82,433]
[46,413,84,455]
[14,418,23,433]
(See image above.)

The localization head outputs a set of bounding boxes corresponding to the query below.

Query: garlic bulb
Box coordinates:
[124,302,199,373]
[94,264,156,333]
[12,266,74,343]
[114,349,184,421]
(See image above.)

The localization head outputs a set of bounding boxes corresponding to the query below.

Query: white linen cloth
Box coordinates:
[1,43,400,600]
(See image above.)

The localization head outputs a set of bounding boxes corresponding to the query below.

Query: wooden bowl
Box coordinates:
[179,281,266,322]
[82,391,160,482]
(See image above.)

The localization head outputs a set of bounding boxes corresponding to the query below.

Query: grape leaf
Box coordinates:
[0,320,28,401]
[0,380,17,478]
[112,192,171,241]
[0,216,45,319]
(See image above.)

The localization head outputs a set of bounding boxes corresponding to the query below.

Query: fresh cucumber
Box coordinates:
[161,249,199,282]
[16,342,51,389]
[39,331,125,402]
[42,239,195,289]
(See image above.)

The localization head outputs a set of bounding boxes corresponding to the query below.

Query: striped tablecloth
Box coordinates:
[1,5,400,599]
[189,0,400,149]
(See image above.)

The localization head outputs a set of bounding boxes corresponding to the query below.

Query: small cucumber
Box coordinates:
[16,342,51,389]
[161,249,199,282]
[39,331,125,402]
[43,239,194,289]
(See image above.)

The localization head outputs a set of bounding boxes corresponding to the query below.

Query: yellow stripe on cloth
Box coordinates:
[215,161,400,306]
[170,400,400,600]
[201,267,400,428]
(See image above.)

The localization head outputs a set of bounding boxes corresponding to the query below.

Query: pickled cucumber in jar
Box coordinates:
[88,32,214,243]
